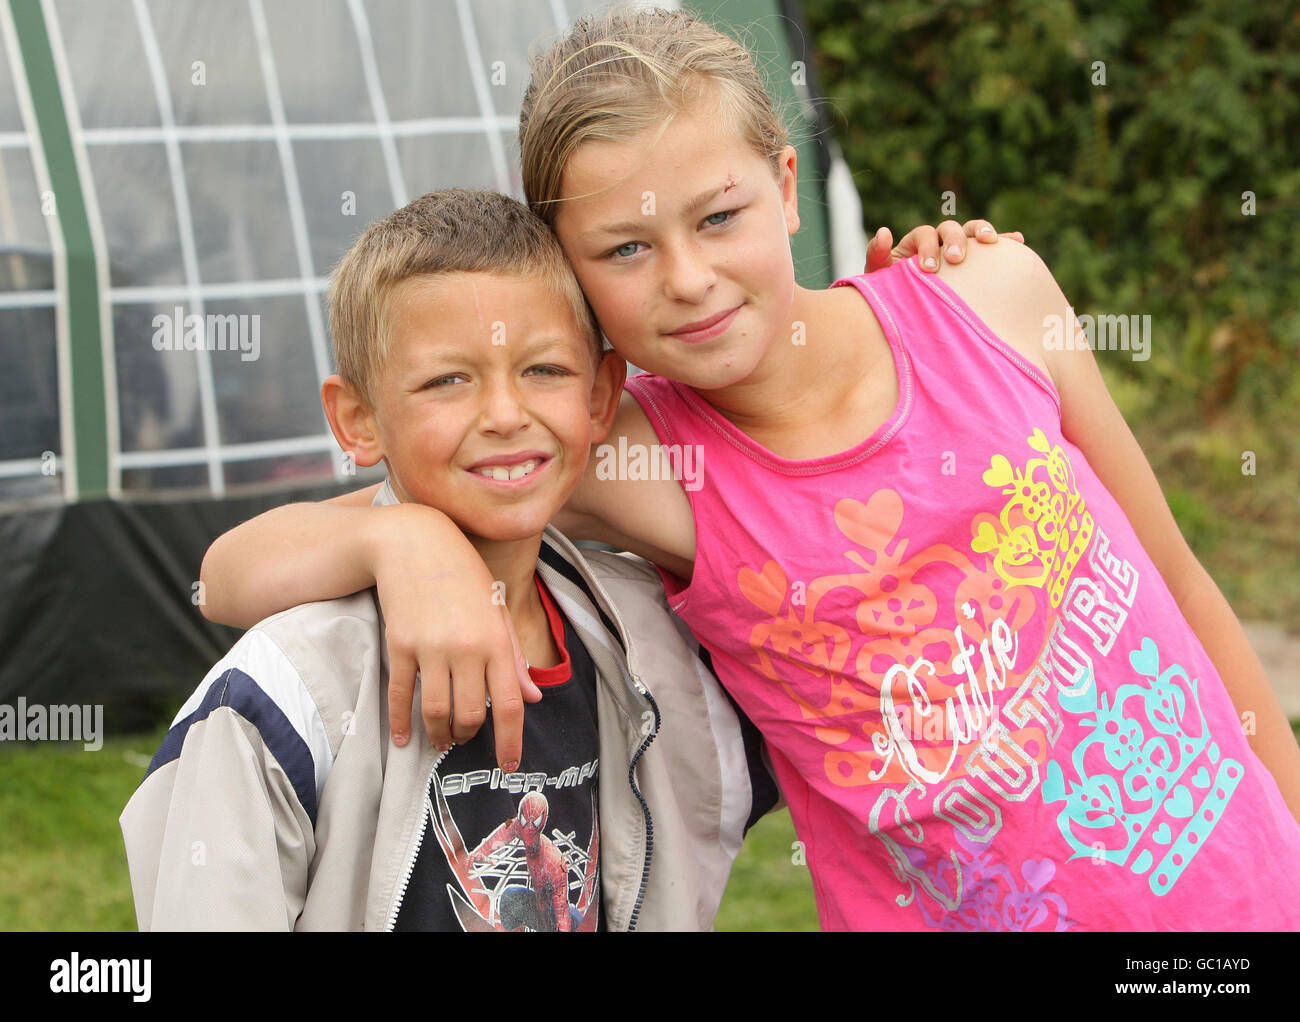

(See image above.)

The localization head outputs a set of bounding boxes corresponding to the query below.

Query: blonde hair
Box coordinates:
[329,189,601,404]
[519,5,789,227]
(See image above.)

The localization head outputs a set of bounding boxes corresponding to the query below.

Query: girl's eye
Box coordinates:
[608,241,643,260]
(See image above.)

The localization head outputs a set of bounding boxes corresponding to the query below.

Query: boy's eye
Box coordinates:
[526,364,571,377]
[422,374,465,389]
[703,208,739,228]
[608,241,643,260]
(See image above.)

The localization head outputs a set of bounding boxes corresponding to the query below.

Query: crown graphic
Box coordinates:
[1041,636,1243,896]
[972,428,1095,609]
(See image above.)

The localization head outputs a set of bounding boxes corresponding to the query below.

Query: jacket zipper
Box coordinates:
[384,746,450,931]
[625,675,661,932]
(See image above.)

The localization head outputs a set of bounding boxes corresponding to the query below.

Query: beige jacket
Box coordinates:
[120,522,775,931]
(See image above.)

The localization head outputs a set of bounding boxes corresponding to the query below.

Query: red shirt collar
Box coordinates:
[527,574,572,687]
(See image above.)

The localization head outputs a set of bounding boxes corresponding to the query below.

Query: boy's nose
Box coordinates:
[478,378,530,435]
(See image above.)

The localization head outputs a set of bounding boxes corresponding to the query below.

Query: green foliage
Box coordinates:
[802,0,1300,620]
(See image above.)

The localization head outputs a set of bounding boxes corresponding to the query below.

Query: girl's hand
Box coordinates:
[865,220,1024,274]
[372,503,541,770]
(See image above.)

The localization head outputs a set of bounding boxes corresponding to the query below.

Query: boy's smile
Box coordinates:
[363,272,605,544]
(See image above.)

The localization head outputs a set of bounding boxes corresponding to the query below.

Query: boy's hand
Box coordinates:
[865,220,1024,274]
[374,503,541,771]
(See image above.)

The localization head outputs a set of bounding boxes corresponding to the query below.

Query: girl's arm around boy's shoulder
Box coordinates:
[198,483,540,768]
[939,242,1300,824]
[199,482,386,629]
[562,390,698,582]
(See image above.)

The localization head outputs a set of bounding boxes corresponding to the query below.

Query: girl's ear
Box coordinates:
[321,374,385,467]
[777,144,800,236]
[589,350,628,443]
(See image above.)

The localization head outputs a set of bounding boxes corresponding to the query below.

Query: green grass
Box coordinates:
[0,726,165,931]
[715,809,819,931]
[0,725,820,932]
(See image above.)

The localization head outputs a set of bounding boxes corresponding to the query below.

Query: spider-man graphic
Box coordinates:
[430,784,599,932]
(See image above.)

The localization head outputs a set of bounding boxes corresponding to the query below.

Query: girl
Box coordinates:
[201,7,1300,930]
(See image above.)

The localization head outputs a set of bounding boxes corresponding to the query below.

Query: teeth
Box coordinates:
[473,459,538,481]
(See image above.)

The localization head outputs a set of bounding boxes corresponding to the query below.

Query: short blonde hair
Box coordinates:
[519,5,789,227]
[329,189,601,404]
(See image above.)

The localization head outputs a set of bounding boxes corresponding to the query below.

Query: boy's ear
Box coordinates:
[589,350,627,443]
[778,144,800,237]
[321,374,385,467]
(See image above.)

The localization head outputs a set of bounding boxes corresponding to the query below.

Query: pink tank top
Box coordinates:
[624,257,1300,931]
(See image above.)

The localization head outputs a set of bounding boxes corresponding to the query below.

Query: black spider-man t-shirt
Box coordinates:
[393,576,602,932]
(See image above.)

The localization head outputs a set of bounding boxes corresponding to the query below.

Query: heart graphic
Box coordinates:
[982,453,1015,488]
[1193,767,1211,788]
[1128,637,1161,679]
[1132,849,1154,875]
[972,520,1001,552]
[738,560,788,616]
[1020,858,1056,891]
[834,490,902,550]
[1153,823,1173,844]
[1166,784,1194,818]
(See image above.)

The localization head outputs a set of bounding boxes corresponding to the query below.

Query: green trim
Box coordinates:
[10,0,107,498]
[690,0,832,288]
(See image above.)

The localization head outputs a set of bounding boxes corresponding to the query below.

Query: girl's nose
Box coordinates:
[662,240,716,304]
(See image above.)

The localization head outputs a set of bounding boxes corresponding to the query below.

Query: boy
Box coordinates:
[120,189,775,931]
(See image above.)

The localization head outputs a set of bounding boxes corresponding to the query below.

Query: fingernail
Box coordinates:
[502,760,519,773]
[437,743,452,752]
[922,257,938,271]
[392,732,407,746]
[946,244,962,260]
[978,225,994,235]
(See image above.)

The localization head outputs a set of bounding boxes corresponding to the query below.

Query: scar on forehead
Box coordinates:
[724,174,740,192]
